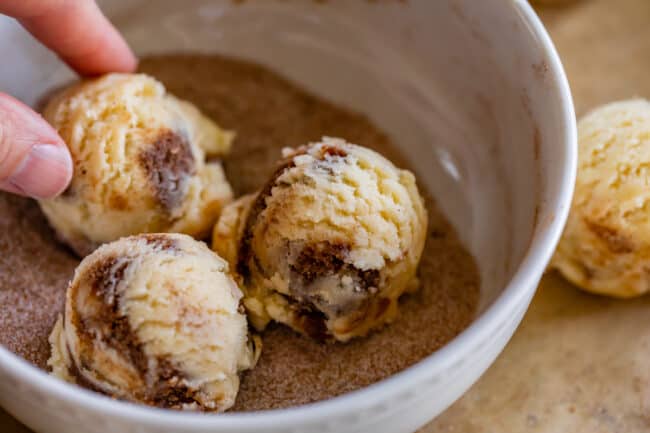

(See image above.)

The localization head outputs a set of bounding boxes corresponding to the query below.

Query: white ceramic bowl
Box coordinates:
[0,1,576,432]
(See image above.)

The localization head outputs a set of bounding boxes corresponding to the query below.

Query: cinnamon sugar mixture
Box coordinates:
[0,54,479,411]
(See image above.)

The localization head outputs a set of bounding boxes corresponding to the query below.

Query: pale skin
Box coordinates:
[0,0,136,198]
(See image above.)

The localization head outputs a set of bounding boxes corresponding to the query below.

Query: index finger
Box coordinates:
[0,0,137,76]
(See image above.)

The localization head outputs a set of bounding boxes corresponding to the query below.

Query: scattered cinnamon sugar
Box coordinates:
[0,54,479,412]
[0,193,76,367]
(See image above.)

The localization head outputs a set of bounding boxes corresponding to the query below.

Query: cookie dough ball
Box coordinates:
[212,137,428,342]
[552,99,650,298]
[38,74,234,256]
[48,233,259,411]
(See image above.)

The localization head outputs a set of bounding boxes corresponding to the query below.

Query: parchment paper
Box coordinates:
[3,0,650,431]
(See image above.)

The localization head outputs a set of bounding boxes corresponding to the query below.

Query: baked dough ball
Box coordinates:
[38,73,234,256]
[213,137,428,342]
[552,99,650,298]
[48,233,259,411]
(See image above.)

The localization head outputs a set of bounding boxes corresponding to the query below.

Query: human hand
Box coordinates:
[0,0,136,198]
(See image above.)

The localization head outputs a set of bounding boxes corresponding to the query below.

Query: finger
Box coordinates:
[0,93,72,198]
[0,0,137,76]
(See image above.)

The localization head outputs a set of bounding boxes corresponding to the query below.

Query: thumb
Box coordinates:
[0,93,72,199]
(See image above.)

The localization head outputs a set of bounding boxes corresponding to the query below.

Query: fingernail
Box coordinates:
[1,144,72,199]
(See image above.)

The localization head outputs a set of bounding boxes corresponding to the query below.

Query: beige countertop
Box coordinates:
[3,0,650,431]
[425,273,650,433]
[424,1,650,430]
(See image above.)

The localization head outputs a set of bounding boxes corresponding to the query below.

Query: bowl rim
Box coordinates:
[0,0,577,429]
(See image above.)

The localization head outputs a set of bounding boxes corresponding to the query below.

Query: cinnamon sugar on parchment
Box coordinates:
[0,54,479,412]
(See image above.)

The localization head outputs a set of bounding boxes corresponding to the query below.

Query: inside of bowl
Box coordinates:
[0,0,565,314]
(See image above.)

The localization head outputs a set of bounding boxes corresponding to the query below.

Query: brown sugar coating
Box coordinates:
[0,54,479,411]
[139,130,197,212]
